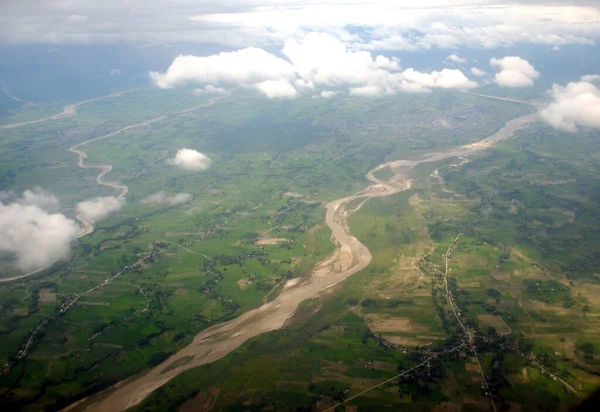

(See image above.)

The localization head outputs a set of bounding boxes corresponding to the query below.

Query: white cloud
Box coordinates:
[254,79,297,98]
[141,191,192,206]
[110,68,122,76]
[539,80,600,133]
[294,79,315,89]
[18,187,60,212]
[490,56,540,87]
[281,33,401,87]
[76,196,123,224]
[364,35,418,51]
[470,67,486,77]
[491,56,539,79]
[0,187,61,213]
[0,202,77,272]
[191,3,600,50]
[193,85,227,95]
[320,90,336,98]
[151,32,477,97]
[400,68,477,90]
[581,74,600,82]
[150,48,295,89]
[2,2,600,51]
[447,54,466,64]
[494,70,536,87]
[375,55,401,71]
[169,148,212,172]
[350,85,387,96]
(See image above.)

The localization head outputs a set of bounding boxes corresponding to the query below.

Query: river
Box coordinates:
[69,108,538,411]
[0,95,222,283]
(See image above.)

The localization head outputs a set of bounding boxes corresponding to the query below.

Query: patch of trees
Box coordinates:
[487,288,501,298]
[496,248,511,266]
[428,221,454,242]
[578,342,596,361]
[360,298,414,308]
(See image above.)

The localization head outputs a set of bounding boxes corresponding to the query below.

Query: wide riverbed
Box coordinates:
[71,109,537,412]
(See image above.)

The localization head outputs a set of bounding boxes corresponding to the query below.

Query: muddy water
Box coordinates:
[71,111,537,412]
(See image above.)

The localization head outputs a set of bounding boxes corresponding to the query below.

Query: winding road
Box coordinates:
[69,108,538,412]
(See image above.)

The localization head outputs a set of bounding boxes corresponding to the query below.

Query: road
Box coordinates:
[460,91,539,107]
[67,110,539,412]
[526,355,582,397]
[323,343,466,412]
[443,229,497,412]
[2,254,151,374]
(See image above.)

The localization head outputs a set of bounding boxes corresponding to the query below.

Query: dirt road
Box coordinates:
[69,110,538,412]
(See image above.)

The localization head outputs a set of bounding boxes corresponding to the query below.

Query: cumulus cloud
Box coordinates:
[191,3,600,50]
[0,187,60,212]
[282,33,401,87]
[374,55,401,70]
[254,79,297,98]
[169,148,212,172]
[494,70,535,87]
[0,188,76,272]
[151,32,477,97]
[0,202,78,272]
[2,2,600,51]
[193,85,227,95]
[149,48,295,89]
[539,80,600,132]
[320,90,336,98]
[365,35,419,51]
[400,68,477,91]
[470,67,486,77]
[141,191,192,206]
[447,54,466,64]
[76,196,123,223]
[350,85,387,96]
[490,56,540,87]
[18,187,60,211]
[581,74,600,82]
[294,79,315,89]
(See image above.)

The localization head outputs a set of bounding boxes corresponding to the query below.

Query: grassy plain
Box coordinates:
[134,114,600,410]
[1,86,596,411]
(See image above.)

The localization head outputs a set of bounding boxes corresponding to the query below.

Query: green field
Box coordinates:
[0,86,598,411]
